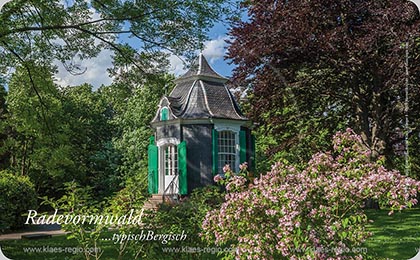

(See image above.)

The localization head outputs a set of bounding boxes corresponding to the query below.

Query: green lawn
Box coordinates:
[1,208,420,260]
[1,233,120,260]
[364,207,420,260]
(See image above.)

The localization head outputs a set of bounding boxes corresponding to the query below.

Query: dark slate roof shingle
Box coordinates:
[152,54,247,123]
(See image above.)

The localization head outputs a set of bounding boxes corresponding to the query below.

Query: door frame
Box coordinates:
[157,138,180,194]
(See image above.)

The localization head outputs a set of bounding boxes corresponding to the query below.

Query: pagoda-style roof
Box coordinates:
[175,53,228,83]
[152,54,248,123]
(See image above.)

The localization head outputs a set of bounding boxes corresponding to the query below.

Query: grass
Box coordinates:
[363,207,420,259]
[1,208,420,259]
[0,232,120,260]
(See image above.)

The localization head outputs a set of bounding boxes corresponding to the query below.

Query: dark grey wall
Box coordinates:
[156,124,180,140]
[182,124,213,193]
[154,123,253,194]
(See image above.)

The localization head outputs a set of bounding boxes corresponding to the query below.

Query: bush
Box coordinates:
[117,186,225,259]
[0,170,37,232]
[42,181,106,260]
[202,129,420,259]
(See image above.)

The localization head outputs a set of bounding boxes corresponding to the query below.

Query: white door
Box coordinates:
[163,145,179,194]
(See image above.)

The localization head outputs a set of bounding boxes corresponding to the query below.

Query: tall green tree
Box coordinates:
[0,83,9,170]
[6,68,123,197]
[6,65,75,195]
[105,74,174,181]
[61,83,120,197]
[229,0,420,169]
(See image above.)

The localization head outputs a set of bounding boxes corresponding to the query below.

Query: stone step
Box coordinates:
[151,194,164,201]
[143,194,164,210]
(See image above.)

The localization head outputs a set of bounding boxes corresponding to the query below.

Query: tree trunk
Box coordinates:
[353,83,386,160]
[370,79,387,159]
[353,85,371,150]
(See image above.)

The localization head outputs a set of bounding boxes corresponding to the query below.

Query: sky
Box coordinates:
[3,0,419,89]
[54,21,235,89]
[0,0,236,89]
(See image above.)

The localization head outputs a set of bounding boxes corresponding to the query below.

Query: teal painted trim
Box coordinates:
[148,142,158,194]
[178,141,188,195]
[240,130,246,163]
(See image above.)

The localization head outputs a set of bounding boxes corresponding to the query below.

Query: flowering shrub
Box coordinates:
[213,162,252,192]
[202,129,420,259]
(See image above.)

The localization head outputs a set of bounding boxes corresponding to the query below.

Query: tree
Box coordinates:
[0,0,239,87]
[5,65,75,196]
[4,65,124,198]
[0,83,9,170]
[61,83,120,198]
[107,74,174,180]
[202,129,420,259]
[228,0,420,169]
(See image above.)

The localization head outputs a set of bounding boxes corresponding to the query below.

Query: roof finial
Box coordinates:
[197,53,203,75]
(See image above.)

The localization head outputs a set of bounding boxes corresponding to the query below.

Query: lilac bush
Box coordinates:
[202,129,420,259]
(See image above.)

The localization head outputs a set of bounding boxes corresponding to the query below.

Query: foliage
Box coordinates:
[107,173,149,260]
[0,83,8,170]
[42,181,107,260]
[202,129,420,259]
[228,0,420,170]
[213,162,253,190]
[120,186,225,259]
[4,66,121,198]
[4,65,77,197]
[0,0,239,88]
[109,74,174,181]
[61,83,120,198]
[41,175,149,260]
[6,65,67,173]
[0,170,37,232]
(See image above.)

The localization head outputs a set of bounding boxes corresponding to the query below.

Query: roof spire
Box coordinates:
[177,54,228,83]
[197,52,203,75]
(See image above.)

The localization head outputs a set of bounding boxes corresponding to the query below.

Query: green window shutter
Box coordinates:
[250,134,256,171]
[239,130,247,164]
[148,137,158,194]
[212,129,218,175]
[160,107,168,121]
[178,141,188,195]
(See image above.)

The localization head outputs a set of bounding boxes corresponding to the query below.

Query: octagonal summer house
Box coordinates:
[148,54,255,197]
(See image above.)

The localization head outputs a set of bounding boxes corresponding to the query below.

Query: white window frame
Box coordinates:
[214,123,240,173]
[164,145,178,176]
[217,130,238,174]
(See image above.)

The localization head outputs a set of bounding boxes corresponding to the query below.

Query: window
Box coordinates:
[218,131,236,173]
[160,107,168,121]
[164,145,178,176]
